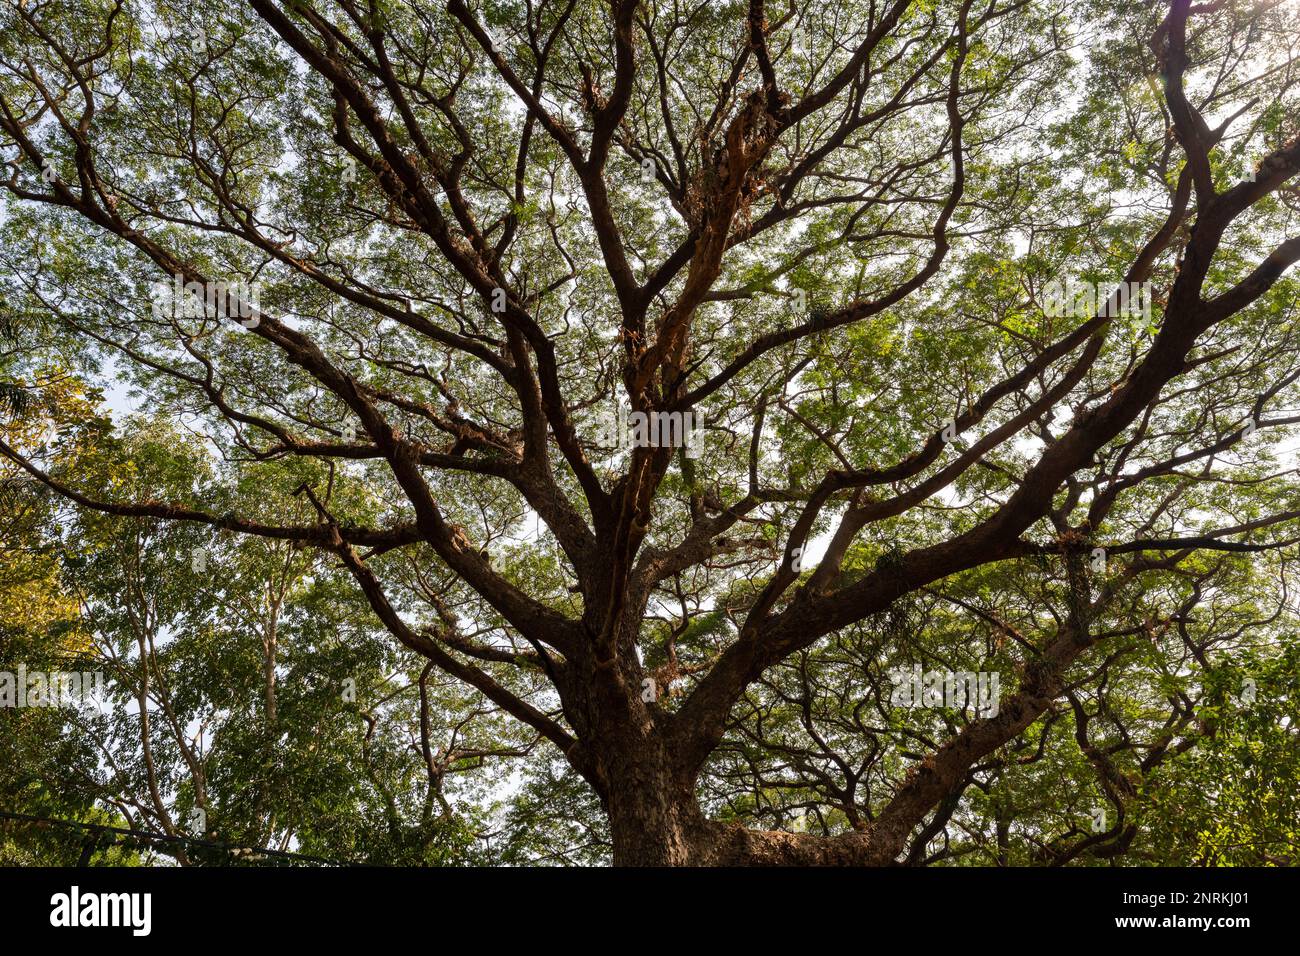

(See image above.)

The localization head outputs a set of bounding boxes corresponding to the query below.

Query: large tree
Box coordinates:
[1,0,1298,865]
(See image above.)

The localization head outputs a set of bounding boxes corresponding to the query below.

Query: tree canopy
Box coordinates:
[1,0,1298,866]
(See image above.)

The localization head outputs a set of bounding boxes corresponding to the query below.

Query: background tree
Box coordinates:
[1,0,1298,865]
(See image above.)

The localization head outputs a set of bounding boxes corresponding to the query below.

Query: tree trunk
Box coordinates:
[601,741,706,866]
[601,752,902,866]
